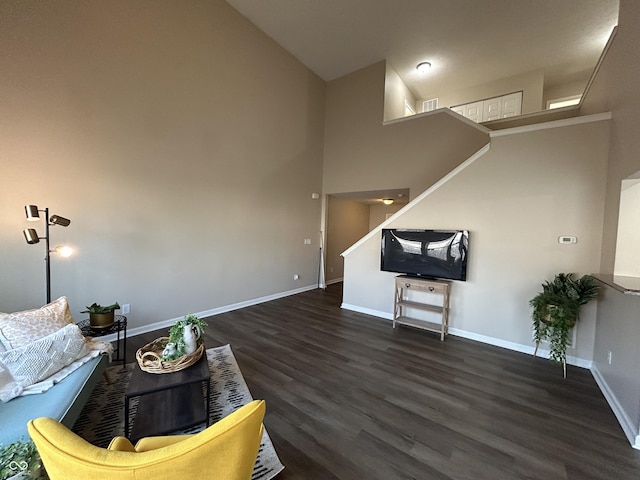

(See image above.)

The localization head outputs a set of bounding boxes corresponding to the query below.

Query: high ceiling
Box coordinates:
[226,0,619,100]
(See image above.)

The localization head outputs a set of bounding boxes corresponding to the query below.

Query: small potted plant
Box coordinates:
[530,273,599,376]
[162,314,208,361]
[136,314,208,373]
[81,302,120,329]
[0,439,46,479]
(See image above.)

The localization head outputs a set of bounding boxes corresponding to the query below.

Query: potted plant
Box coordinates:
[0,439,46,479]
[162,314,208,361]
[81,302,120,329]
[136,314,208,373]
[530,273,599,376]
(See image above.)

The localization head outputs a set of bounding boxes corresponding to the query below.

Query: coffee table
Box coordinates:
[124,355,210,442]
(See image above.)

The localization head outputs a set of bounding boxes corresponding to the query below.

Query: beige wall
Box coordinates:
[422,69,545,115]
[323,62,490,198]
[579,0,640,447]
[369,203,403,231]
[324,198,403,283]
[323,60,489,292]
[0,0,325,328]
[384,63,417,121]
[614,177,640,277]
[542,72,591,108]
[592,281,640,447]
[580,0,640,275]
[343,118,610,364]
[325,196,370,283]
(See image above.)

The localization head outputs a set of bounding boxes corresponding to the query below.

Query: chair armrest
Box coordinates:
[108,436,136,452]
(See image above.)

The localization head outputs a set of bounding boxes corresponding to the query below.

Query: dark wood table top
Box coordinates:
[125,354,209,398]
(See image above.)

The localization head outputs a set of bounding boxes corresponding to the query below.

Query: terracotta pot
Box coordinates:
[89,311,115,329]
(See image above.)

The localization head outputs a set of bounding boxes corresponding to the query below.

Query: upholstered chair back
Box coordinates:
[28,399,265,480]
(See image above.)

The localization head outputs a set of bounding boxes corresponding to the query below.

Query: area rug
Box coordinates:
[73,344,284,480]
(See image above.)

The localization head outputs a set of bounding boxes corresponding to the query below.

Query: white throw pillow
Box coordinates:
[0,323,89,402]
[0,296,75,350]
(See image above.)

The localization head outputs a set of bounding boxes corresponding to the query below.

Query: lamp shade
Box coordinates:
[50,215,71,227]
[23,228,40,244]
[25,205,40,221]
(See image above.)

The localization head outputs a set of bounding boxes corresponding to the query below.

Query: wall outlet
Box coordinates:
[607,351,612,365]
[121,304,130,315]
[304,238,312,245]
[293,274,299,280]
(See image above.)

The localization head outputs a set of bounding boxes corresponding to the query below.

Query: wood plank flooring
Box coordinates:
[124,283,640,479]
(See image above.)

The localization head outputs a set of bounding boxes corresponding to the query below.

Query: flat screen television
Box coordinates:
[381,229,469,281]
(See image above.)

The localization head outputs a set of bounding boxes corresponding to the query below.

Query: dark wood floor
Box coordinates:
[124,283,640,480]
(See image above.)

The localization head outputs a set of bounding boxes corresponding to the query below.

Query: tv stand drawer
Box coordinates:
[398,277,448,294]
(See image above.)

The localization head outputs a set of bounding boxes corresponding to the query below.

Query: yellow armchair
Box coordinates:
[27,399,265,480]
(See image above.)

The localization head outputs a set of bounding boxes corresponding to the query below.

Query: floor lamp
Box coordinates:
[23,205,72,304]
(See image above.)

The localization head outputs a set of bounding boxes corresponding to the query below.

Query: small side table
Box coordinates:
[78,315,127,364]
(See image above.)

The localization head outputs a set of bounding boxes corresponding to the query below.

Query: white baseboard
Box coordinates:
[591,364,640,449]
[448,327,593,369]
[99,284,320,342]
[340,303,393,320]
[339,303,591,368]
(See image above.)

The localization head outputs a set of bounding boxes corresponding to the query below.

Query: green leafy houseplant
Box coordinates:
[80,302,120,314]
[530,273,599,374]
[162,314,208,361]
[81,302,120,329]
[0,439,47,480]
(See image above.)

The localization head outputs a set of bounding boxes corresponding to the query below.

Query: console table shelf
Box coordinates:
[393,276,451,341]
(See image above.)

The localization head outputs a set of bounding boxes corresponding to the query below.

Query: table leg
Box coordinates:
[124,395,130,438]
[122,322,127,365]
[205,378,210,427]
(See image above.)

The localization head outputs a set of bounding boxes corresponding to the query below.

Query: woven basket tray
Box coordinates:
[136,337,205,374]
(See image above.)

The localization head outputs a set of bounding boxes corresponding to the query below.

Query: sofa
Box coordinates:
[0,297,109,446]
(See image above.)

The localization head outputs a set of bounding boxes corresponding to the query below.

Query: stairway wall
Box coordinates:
[342,117,610,365]
[323,61,490,198]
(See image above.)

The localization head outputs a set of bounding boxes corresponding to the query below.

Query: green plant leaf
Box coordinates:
[80,302,120,314]
[530,273,599,369]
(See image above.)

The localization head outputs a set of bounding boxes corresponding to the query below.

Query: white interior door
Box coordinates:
[500,92,522,118]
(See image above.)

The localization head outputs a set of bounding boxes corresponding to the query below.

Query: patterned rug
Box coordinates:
[73,344,284,479]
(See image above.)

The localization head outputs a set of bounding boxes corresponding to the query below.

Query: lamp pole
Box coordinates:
[44,207,51,304]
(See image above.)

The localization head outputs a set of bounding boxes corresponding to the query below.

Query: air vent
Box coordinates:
[422,98,439,112]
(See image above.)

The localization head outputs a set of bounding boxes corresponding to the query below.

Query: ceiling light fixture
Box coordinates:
[382,199,394,205]
[416,61,432,73]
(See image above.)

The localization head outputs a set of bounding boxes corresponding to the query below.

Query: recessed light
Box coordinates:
[382,199,394,205]
[416,62,432,73]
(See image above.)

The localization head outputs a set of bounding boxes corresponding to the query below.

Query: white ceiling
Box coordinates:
[226,0,619,100]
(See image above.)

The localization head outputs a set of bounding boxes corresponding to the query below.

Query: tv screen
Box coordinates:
[381,229,469,281]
